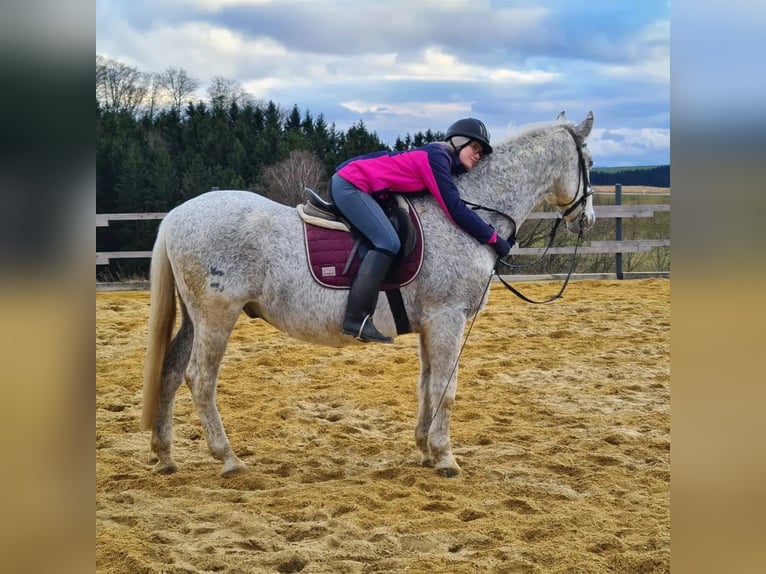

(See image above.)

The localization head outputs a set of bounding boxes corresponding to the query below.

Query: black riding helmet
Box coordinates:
[445,117,493,155]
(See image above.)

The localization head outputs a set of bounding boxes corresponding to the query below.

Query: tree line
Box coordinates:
[590,165,670,187]
[96,55,446,277]
[96,55,443,212]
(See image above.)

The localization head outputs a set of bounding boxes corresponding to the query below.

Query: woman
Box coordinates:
[330,117,512,344]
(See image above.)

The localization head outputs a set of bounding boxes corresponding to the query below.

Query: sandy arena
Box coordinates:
[96,278,670,573]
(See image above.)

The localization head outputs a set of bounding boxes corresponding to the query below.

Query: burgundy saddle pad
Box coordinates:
[303,200,424,290]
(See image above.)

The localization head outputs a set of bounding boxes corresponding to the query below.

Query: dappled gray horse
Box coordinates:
[141,111,595,478]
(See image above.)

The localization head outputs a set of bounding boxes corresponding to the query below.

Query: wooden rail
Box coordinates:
[509,238,670,256]
[96,213,168,227]
[97,204,669,265]
[526,204,669,219]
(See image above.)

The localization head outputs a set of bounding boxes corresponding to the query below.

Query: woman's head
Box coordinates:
[445,117,492,170]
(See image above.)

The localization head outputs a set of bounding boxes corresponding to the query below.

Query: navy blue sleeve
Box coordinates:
[427,147,496,244]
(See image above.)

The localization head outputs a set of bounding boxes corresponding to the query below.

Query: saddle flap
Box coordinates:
[302,196,424,290]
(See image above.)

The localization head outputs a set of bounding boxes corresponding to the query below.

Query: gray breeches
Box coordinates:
[329,174,401,257]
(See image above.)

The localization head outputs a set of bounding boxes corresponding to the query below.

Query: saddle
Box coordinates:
[297,188,424,291]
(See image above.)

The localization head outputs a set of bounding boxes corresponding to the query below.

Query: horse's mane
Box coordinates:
[497,119,568,148]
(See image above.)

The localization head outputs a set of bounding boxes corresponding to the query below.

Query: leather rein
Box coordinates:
[467,125,593,304]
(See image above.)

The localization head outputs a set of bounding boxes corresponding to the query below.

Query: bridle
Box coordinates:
[550,125,594,225]
[466,125,594,304]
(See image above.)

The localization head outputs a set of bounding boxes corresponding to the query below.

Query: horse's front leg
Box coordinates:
[420,312,466,477]
[415,332,433,466]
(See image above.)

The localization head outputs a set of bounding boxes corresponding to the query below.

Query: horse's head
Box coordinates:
[548,111,596,234]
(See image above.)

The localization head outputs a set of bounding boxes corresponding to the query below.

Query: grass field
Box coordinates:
[593,185,670,195]
[592,166,668,174]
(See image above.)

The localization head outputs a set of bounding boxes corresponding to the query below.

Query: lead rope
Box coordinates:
[430,216,584,416]
[432,268,495,418]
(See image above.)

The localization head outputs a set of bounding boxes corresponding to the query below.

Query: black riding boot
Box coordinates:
[342,250,395,343]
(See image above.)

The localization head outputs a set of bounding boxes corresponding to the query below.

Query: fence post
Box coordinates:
[615,183,623,279]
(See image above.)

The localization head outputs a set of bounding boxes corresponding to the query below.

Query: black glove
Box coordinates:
[493,236,512,258]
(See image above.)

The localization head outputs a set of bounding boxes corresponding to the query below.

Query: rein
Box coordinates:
[466,124,593,304]
[495,222,586,304]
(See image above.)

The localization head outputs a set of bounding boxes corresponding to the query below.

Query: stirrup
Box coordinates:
[343,315,393,344]
[356,316,374,342]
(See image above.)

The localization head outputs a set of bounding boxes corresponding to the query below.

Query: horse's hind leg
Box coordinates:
[150,308,193,474]
[186,307,246,477]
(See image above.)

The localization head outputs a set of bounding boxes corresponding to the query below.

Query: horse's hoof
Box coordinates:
[437,466,460,478]
[154,461,178,475]
[221,460,247,478]
[421,457,435,468]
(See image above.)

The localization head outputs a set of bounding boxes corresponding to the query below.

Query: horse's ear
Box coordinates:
[575,111,594,140]
[557,111,566,121]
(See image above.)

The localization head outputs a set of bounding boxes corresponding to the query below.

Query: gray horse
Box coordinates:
[141,111,595,478]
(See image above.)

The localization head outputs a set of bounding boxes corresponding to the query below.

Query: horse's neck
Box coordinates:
[456,129,565,236]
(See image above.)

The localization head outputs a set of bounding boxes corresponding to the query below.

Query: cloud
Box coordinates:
[599,20,670,83]
[96,0,670,167]
[589,128,670,166]
[340,100,471,117]
[97,18,561,100]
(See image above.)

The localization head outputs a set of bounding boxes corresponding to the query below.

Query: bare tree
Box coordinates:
[158,67,200,111]
[143,72,164,118]
[262,151,326,206]
[207,76,253,109]
[96,55,150,114]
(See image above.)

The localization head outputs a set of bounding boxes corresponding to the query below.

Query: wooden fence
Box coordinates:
[97,185,669,280]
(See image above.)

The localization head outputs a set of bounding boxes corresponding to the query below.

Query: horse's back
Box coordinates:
[165,190,287,225]
[160,190,304,298]
[163,190,296,241]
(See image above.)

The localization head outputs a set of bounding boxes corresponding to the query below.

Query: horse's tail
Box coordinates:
[140,223,176,431]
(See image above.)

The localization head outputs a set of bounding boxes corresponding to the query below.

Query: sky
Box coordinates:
[95,0,670,168]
